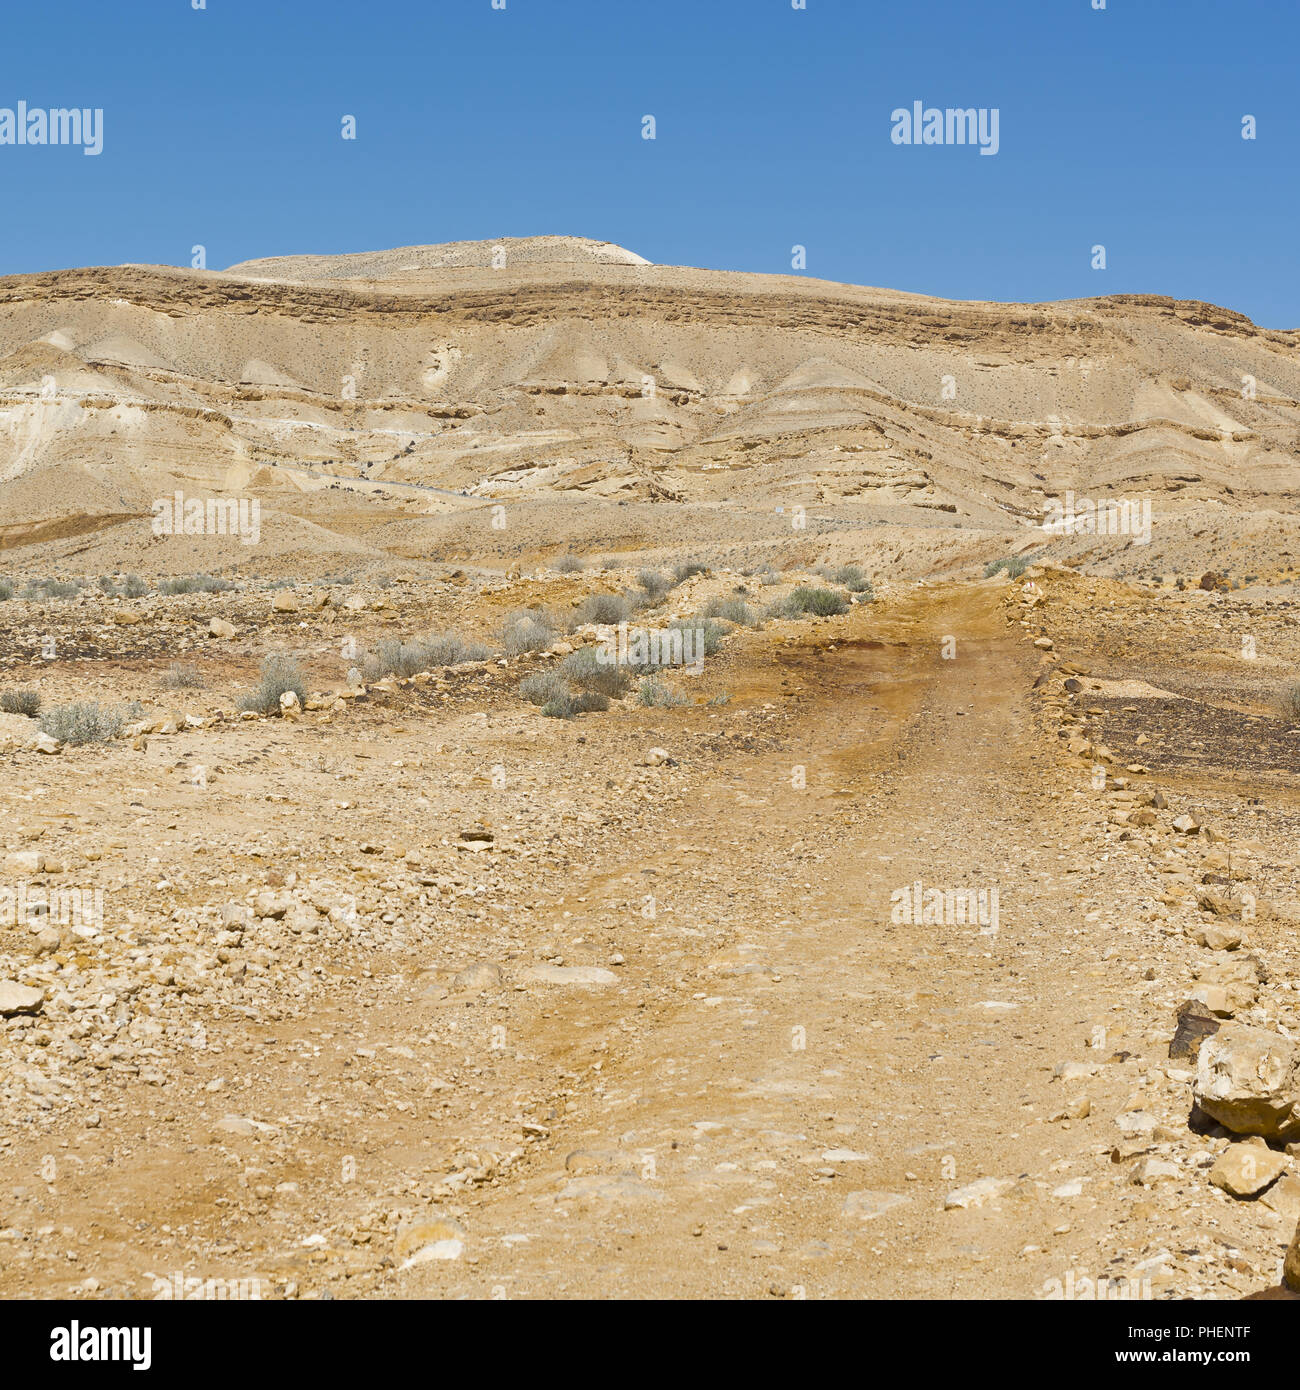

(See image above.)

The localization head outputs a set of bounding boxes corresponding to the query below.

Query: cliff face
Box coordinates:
[0,238,1295,575]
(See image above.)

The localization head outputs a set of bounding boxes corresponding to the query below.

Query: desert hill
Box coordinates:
[0,236,1295,579]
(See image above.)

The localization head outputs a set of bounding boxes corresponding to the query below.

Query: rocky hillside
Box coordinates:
[0,237,1296,578]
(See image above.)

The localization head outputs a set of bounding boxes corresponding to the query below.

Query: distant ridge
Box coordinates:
[224,235,652,283]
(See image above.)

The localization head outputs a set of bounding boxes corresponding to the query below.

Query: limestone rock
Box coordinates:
[1209,1144,1289,1198]
[1196,920,1245,951]
[254,891,292,920]
[1129,1156,1181,1187]
[1194,1024,1300,1140]
[0,981,44,1015]
[943,1177,1012,1210]
[1260,1175,1300,1220]
[395,1216,465,1262]
[843,1190,909,1221]
[450,962,503,992]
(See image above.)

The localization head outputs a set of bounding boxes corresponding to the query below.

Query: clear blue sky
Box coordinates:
[0,0,1295,325]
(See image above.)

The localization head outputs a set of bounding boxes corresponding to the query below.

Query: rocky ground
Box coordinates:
[0,557,1297,1300]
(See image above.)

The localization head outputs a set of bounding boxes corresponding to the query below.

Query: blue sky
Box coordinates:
[0,0,1295,325]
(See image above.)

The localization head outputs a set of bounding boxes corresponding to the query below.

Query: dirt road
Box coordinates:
[3,580,1288,1301]
[391,585,1207,1298]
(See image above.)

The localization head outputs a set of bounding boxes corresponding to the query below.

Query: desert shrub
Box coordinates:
[22,578,80,602]
[236,654,306,715]
[0,688,40,717]
[983,555,1033,580]
[553,553,585,573]
[121,574,148,598]
[638,678,689,708]
[576,592,633,626]
[0,579,12,601]
[571,690,609,713]
[559,647,631,698]
[39,701,128,745]
[519,670,567,707]
[161,663,205,690]
[540,694,577,719]
[756,567,781,587]
[830,564,872,593]
[503,609,555,655]
[791,586,849,617]
[701,596,757,627]
[1279,682,1300,723]
[666,617,725,658]
[765,594,807,621]
[371,638,417,679]
[672,559,709,585]
[159,574,235,595]
[97,576,118,595]
[422,632,492,665]
[636,570,672,604]
[369,632,492,678]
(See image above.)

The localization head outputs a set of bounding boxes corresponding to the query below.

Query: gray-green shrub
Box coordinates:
[21,578,80,602]
[638,678,689,708]
[576,592,633,626]
[0,688,40,717]
[983,555,1034,579]
[702,596,757,627]
[503,609,556,655]
[559,647,631,698]
[236,654,306,715]
[519,670,567,707]
[39,701,128,744]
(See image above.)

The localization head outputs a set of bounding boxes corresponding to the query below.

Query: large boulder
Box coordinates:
[1195,1024,1300,1140]
[0,981,44,1016]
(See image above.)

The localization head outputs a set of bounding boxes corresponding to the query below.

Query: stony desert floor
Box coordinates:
[1,238,1298,1302]
[1,556,1298,1301]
